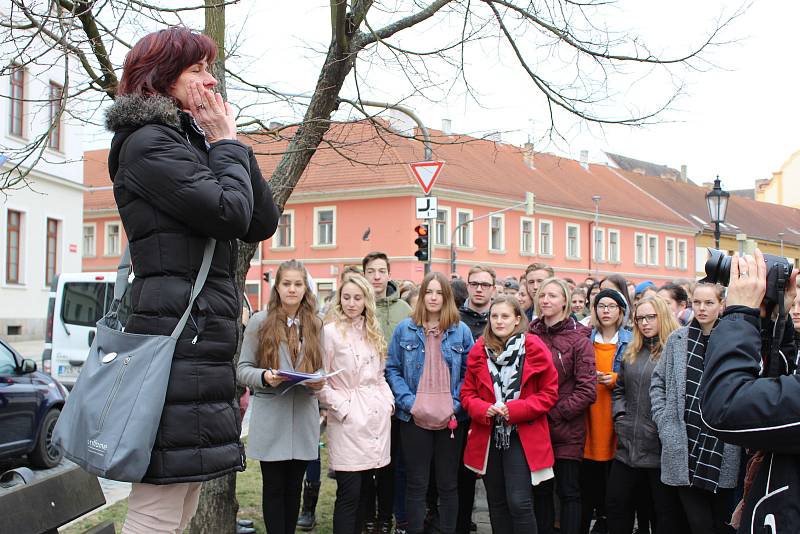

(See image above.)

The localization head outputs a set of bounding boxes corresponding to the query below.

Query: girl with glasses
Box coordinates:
[461,296,559,533]
[530,278,596,534]
[580,289,633,533]
[606,297,684,534]
[650,284,740,534]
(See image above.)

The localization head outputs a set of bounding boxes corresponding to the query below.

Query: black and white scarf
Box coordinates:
[486,333,525,449]
[684,318,724,492]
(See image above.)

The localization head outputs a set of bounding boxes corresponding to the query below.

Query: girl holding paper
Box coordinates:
[318,273,395,534]
[237,260,325,534]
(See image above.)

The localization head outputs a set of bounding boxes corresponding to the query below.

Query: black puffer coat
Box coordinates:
[105,95,279,484]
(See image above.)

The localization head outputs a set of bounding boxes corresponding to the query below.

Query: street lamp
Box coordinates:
[592,195,601,267]
[705,176,729,249]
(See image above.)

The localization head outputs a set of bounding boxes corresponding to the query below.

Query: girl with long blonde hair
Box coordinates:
[607,296,684,534]
[237,260,325,534]
[318,273,395,534]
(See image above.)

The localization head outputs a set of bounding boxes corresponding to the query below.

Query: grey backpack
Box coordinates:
[52,239,215,482]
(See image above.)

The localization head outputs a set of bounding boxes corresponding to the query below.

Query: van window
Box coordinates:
[61,282,132,327]
[61,283,108,326]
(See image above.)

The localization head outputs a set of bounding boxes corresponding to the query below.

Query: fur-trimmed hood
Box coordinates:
[105,94,182,132]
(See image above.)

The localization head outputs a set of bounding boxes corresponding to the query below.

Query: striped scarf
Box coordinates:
[486,333,525,449]
[684,318,724,492]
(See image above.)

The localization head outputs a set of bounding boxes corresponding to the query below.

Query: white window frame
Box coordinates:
[593,227,605,262]
[665,237,676,268]
[538,219,553,257]
[272,209,295,249]
[678,239,688,270]
[313,206,337,247]
[435,207,451,247]
[566,223,581,260]
[82,223,96,258]
[455,208,473,249]
[647,235,659,266]
[634,232,646,265]
[520,216,535,255]
[104,222,121,256]
[608,229,621,263]
[488,213,505,252]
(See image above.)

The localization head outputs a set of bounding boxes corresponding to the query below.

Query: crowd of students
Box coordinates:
[238,252,746,534]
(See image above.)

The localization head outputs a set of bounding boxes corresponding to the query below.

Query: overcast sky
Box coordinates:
[88,0,799,192]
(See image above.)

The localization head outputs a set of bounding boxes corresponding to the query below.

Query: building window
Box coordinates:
[665,238,676,268]
[520,217,534,255]
[314,206,336,246]
[83,224,96,257]
[566,224,580,259]
[435,208,450,246]
[608,229,620,263]
[648,235,659,266]
[6,210,21,284]
[489,214,504,252]
[105,223,121,256]
[45,218,59,286]
[9,65,24,137]
[635,233,646,265]
[539,220,553,256]
[593,227,605,262]
[456,209,472,248]
[678,239,688,270]
[48,81,64,150]
[273,211,294,248]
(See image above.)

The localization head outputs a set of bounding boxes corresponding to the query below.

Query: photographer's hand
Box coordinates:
[725,249,767,309]
[784,268,798,313]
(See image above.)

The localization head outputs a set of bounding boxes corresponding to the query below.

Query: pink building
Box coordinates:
[83,122,697,310]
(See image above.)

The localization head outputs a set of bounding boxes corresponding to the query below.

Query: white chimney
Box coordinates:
[579,150,589,170]
[442,118,452,136]
[680,164,688,182]
[523,142,535,170]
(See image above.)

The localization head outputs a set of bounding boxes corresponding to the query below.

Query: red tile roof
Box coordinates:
[82,121,694,229]
[620,171,800,247]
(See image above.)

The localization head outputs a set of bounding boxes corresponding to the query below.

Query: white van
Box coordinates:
[41,272,130,389]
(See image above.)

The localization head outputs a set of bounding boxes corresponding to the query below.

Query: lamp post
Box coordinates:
[705,176,730,249]
[592,195,601,273]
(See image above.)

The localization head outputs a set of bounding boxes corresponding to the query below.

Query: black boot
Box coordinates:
[377,519,393,534]
[297,480,321,531]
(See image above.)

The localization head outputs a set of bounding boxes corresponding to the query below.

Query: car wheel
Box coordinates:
[29,409,63,469]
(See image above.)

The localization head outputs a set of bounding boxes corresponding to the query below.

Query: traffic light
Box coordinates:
[414,224,429,262]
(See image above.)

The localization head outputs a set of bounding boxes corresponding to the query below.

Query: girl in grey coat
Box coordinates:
[237,260,325,534]
[651,283,740,534]
[607,296,684,534]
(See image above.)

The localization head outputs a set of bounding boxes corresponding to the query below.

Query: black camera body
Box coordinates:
[700,248,792,308]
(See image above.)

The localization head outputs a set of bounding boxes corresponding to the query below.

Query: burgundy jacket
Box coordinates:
[530,317,596,460]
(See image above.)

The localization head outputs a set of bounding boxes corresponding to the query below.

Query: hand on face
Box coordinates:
[186,81,237,143]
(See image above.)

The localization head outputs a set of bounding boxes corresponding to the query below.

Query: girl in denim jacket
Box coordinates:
[385,272,474,534]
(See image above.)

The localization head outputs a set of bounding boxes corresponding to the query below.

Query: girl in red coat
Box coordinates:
[461,295,559,534]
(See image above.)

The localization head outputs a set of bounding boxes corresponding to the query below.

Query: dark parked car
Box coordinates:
[0,339,67,468]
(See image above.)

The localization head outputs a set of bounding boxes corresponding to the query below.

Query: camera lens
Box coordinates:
[700,248,731,286]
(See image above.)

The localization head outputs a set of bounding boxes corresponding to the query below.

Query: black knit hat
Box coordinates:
[593,288,627,312]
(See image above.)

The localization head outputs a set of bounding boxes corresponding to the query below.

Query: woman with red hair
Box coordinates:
[106,27,279,533]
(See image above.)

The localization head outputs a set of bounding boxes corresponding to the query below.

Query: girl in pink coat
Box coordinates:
[319,273,395,534]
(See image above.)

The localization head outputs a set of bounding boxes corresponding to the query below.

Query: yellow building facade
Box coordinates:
[757,150,800,209]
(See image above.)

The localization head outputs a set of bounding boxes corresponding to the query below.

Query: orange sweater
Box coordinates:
[584,341,617,461]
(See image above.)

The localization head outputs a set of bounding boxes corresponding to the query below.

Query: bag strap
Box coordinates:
[108,238,217,339]
[171,238,216,339]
